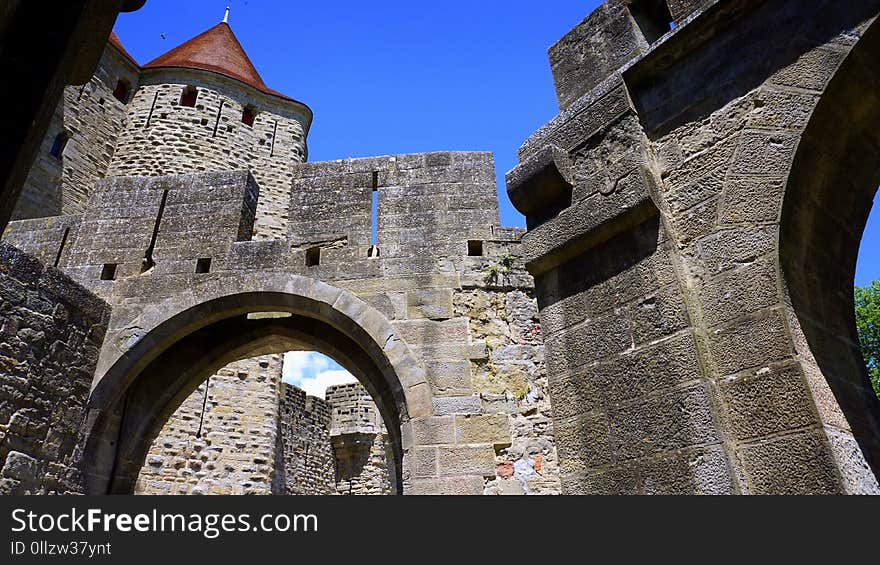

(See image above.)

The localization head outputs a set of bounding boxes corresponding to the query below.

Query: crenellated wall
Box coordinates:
[4,154,559,495]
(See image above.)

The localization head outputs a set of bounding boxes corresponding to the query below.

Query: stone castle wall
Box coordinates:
[327,383,393,495]
[278,382,336,495]
[99,66,311,494]
[0,242,110,494]
[508,0,880,494]
[13,42,139,220]
[135,355,283,495]
[3,153,561,495]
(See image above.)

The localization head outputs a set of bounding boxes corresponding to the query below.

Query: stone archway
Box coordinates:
[779,16,880,480]
[80,274,430,494]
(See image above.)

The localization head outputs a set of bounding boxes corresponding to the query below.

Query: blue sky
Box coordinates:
[281,352,355,399]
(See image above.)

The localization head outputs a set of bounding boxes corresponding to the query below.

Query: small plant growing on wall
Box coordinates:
[484,253,517,285]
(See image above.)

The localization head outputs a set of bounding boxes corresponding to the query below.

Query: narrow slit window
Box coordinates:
[113,79,131,103]
[370,180,379,257]
[49,132,69,159]
[468,240,484,257]
[180,86,198,107]
[306,247,320,267]
[100,263,118,281]
[196,258,212,273]
[242,105,257,127]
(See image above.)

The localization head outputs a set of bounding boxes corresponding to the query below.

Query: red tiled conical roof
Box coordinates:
[143,22,290,100]
[109,31,139,66]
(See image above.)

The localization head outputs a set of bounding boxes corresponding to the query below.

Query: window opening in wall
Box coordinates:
[49,132,69,159]
[113,79,131,103]
[627,0,674,44]
[196,258,212,274]
[269,121,278,157]
[180,85,198,107]
[468,240,484,257]
[145,91,159,128]
[306,247,320,267]
[242,105,257,127]
[100,263,118,281]
[370,172,380,257]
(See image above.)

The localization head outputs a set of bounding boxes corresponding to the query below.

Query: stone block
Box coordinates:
[454,414,511,446]
[720,363,819,441]
[437,445,497,476]
[739,431,842,495]
[406,288,454,320]
[410,416,455,446]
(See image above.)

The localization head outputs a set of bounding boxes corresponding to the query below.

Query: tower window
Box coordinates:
[196,258,212,273]
[113,79,131,103]
[49,132,69,159]
[467,240,484,257]
[180,86,198,107]
[100,263,118,281]
[242,105,257,127]
[306,247,320,267]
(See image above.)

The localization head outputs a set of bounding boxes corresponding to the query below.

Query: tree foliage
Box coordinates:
[855,280,880,399]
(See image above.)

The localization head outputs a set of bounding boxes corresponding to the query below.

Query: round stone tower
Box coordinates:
[106,18,312,240]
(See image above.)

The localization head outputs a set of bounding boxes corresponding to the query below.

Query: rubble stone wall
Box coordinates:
[0,242,110,494]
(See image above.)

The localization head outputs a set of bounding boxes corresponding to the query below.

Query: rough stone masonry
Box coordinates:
[3,0,880,495]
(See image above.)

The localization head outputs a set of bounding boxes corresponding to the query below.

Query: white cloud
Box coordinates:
[299,370,358,399]
[282,351,357,399]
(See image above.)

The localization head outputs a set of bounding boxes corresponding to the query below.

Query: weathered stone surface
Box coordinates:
[511,0,880,494]
[0,242,110,495]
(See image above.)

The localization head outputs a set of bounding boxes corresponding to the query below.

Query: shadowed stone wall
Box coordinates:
[0,242,110,494]
[134,355,283,495]
[13,40,139,220]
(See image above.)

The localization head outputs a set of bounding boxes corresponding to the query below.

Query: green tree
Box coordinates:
[855,280,880,399]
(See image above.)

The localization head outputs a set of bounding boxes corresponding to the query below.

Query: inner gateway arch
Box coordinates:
[2,0,880,495]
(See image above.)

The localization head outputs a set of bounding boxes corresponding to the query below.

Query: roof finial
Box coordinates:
[223,5,230,23]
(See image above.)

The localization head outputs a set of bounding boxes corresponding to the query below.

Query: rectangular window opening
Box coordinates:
[306,247,320,267]
[113,79,131,103]
[100,263,118,281]
[49,132,69,159]
[180,86,198,107]
[370,183,379,253]
[196,258,212,274]
[242,105,257,127]
[467,240,484,257]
